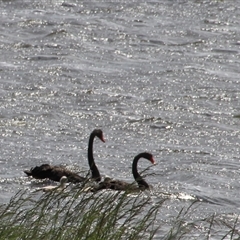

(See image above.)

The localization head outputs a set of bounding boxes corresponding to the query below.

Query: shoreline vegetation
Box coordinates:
[0,183,239,239]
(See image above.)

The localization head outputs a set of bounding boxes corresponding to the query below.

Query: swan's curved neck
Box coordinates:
[88,133,101,182]
[132,154,149,189]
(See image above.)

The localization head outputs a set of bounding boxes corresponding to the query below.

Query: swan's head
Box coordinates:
[93,129,105,143]
[143,152,156,164]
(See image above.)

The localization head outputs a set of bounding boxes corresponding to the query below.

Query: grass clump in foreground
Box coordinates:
[0,185,165,240]
[0,185,240,240]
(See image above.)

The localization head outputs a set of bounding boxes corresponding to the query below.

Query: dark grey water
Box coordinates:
[1,0,240,237]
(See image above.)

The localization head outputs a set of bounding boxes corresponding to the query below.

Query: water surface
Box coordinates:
[0,0,240,237]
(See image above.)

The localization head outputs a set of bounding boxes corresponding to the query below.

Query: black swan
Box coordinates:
[24,129,105,183]
[92,152,155,192]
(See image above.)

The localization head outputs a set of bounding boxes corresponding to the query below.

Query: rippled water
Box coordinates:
[0,0,240,237]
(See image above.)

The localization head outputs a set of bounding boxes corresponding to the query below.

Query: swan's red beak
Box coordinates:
[101,136,105,143]
[150,157,156,164]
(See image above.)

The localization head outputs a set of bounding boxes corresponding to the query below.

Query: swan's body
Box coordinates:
[92,152,155,192]
[24,164,53,180]
[24,164,85,183]
[24,129,105,183]
[42,176,68,192]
